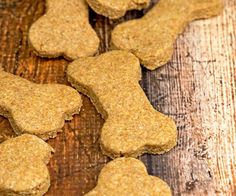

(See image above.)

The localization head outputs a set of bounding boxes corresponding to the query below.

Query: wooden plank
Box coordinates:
[0,0,235,195]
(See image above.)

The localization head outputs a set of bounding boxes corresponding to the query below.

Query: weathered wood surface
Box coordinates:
[0,0,235,195]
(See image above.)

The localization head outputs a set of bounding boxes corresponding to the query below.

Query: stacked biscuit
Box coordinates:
[0,0,223,195]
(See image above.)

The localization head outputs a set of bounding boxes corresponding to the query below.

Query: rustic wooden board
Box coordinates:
[0,0,235,195]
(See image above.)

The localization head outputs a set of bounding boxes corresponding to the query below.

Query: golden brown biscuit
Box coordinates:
[112,0,223,70]
[85,157,172,196]
[67,50,177,158]
[0,134,53,196]
[86,0,150,19]
[29,0,100,60]
[0,71,82,140]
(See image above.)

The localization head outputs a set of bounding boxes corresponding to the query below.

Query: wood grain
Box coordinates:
[0,0,235,195]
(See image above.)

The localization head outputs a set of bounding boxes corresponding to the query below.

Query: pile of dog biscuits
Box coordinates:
[0,0,223,195]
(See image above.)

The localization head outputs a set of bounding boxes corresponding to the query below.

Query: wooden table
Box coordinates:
[0,0,235,195]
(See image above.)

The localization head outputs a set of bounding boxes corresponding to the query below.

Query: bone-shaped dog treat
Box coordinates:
[86,0,150,19]
[29,0,100,60]
[0,71,82,140]
[67,50,177,158]
[0,134,53,195]
[112,0,223,70]
[85,158,171,196]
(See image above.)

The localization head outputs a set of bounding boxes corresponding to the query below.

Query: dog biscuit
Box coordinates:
[29,0,100,60]
[67,50,177,158]
[85,158,171,196]
[0,134,53,195]
[0,71,82,140]
[86,0,150,19]
[112,0,223,70]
